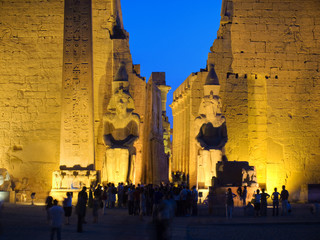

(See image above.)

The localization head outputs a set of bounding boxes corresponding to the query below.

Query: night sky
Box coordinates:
[121,0,223,123]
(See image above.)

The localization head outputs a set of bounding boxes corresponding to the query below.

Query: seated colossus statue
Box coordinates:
[102,63,140,184]
[195,87,228,188]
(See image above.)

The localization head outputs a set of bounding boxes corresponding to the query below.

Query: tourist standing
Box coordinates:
[76,186,88,232]
[102,186,108,215]
[226,188,236,219]
[208,187,215,215]
[280,185,289,216]
[153,187,164,221]
[271,187,280,216]
[242,186,247,206]
[133,185,140,215]
[63,192,72,225]
[260,189,270,216]
[139,187,147,220]
[155,194,175,240]
[191,186,198,216]
[117,183,124,208]
[254,189,261,217]
[31,192,36,205]
[237,187,242,203]
[49,199,64,240]
[111,183,117,208]
[127,185,135,215]
[45,194,53,223]
[107,183,113,208]
[179,187,187,216]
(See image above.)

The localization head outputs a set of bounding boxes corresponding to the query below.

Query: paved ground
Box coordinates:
[1,203,319,240]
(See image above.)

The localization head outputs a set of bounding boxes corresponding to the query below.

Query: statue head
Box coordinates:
[115,90,130,116]
[107,89,135,115]
[200,94,222,117]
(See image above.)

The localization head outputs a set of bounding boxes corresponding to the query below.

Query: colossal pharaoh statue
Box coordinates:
[102,63,140,184]
[195,65,228,188]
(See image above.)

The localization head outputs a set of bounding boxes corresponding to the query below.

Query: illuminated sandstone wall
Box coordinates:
[172,0,320,200]
[91,0,154,184]
[0,0,64,195]
[0,0,169,195]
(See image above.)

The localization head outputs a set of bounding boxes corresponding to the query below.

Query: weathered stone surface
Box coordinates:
[171,0,320,201]
[60,0,95,169]
[0,0,170,198]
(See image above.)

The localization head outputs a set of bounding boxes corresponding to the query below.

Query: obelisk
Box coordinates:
[60,0,94,169]
[51,0,96,194]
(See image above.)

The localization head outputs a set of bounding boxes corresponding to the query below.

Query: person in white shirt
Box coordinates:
[49,199,64,240]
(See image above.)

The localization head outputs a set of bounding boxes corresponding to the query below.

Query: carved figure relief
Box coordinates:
[52,170,97,190]
[0,168,11,191]
[242,166,258,187]
[284,17,308,52]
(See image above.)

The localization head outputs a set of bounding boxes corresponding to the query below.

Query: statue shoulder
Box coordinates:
[220,116,226,124]
[195,114,206,122]
[130,113,140,124]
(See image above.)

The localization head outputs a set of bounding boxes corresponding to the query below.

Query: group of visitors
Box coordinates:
[44,183,291,239]
[226,185,290,219]
[252,185,290,217]
[87,182,199,219]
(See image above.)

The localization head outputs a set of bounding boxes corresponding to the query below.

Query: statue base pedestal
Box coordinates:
[102,148,132,184]
[51,169,98,203]
[52,169,98,190]
[197,149,222,188]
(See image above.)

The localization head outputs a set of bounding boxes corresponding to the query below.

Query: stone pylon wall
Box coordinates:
[0,0,116,195]
[0,0,169,195]
[172,0,320,200]
[0,0,64,195]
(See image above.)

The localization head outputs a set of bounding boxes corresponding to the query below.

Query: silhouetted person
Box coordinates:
[237,187,242,202]
[242,186,247,206]
[191,186,198,216]
[260,188,270,216]
[226,188,236,219]
[280,185,289,216]
[76,187,88,232]
[31,192,36,205]
[45,194,53,222]
[271,187,280,216]
[49,199,64,240]
[155,194,175,240]
[254,189,261,217]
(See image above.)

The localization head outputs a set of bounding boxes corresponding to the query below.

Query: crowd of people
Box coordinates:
[44,183,291,238]
[87,183,199,219]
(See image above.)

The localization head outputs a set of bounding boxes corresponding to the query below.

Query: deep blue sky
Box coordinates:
[121,0,223,123]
